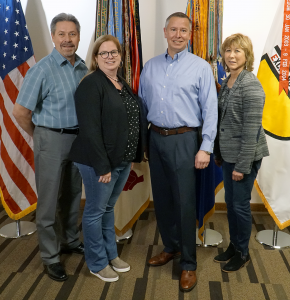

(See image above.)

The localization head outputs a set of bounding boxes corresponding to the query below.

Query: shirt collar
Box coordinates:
[51,48,85,67]
[164,47,188,62]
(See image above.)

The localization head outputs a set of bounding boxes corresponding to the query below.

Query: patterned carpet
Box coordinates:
[0,205,290,300]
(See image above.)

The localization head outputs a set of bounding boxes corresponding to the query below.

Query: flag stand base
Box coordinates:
[0,220,37,239]
[255,224,290,249]
[116,229,133,242]
[196,228,223,247]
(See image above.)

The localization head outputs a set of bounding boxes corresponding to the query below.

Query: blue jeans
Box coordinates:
[222,159,262,256]
[75,162,131,273]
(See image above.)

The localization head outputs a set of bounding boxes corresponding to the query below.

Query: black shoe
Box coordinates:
[61,242,84,255]
[45,262,68,281]
[222,251,250,273]
[214,242,235,263]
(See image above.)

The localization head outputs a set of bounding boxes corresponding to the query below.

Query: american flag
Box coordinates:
[0,0,37,220]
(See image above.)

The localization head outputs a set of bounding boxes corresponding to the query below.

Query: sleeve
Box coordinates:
[234,76,265,174]
[198,64,218,153]
[74,76,111,175]
[16,66,47,111]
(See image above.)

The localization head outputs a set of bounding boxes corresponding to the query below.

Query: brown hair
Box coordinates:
[89,35,122,72]
[221,33,254,72]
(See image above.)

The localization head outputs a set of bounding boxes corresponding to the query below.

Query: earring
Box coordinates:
[119,61,123,68]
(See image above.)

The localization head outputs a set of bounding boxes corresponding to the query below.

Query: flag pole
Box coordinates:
[255,224,290,249]
[196,225,223,247]
[0,220,36,239]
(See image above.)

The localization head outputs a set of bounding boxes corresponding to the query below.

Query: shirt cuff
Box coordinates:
[200,140,214,153]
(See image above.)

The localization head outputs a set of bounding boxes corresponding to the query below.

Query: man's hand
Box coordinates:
[12,103,35,137]
[232,170,244,181]
[195,150,210,169]
[99,172,111,183]
[214,158,223,167]
[131,162,134,170]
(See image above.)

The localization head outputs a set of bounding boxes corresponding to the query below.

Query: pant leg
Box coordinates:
[57,160,82,249]
[223,159,262,256]
[102,162,131,260]
[149,130,198,270]
[76,162,130,273]
[222,161,238,247]
[33,127,80,264]
[149,130,179,253]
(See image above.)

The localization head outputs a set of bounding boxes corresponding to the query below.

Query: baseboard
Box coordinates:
[80,199,267,212]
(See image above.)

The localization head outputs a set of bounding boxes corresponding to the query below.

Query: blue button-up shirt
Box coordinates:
[138,48,218,152]
[16,48,88,128]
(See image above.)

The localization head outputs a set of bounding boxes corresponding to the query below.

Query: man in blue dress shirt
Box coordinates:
[138,12,217,292]
[13,13,87,281]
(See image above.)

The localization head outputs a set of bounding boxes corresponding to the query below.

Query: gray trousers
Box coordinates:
[149,129,198,271]
[33,126,82,265]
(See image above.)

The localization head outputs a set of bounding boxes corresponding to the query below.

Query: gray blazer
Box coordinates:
[214,70,269,174]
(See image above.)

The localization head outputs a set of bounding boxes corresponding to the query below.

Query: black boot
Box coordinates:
[214,242,235,263]
[222,250,250,273]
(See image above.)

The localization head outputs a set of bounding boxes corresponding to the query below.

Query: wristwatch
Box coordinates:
[205,151,211,155]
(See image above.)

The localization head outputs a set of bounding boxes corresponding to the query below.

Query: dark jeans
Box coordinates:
[222,159,262,256]
[149,129,198,271]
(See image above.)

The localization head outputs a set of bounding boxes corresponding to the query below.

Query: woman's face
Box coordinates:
[224,44,246,73]
[95,41,121,74]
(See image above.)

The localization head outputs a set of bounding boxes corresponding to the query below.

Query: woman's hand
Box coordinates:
[232,170,244,181]
[99,172,111,183]
[131,163,134,170]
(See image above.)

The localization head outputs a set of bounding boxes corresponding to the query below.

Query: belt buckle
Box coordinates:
[161,129,169,136]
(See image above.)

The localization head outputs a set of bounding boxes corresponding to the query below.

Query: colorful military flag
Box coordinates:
[255,0,290,229]
[0,0,37,220]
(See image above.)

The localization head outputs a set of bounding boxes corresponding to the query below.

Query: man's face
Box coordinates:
[51,21,80,61]
[164,17,191,57]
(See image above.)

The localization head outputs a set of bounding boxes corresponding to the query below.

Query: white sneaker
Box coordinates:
[110,257,131,273]
[90,265,119,282]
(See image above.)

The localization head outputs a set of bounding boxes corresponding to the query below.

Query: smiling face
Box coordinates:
[224,44,247,74]
[95,40,121,75]
[164,17,191,58]
[51,21,80,64]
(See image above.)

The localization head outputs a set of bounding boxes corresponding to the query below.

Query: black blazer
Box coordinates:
[69,69,147,175]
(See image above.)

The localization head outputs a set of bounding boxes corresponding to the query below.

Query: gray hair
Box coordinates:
[165,12,192,31]
[50,13,80,34]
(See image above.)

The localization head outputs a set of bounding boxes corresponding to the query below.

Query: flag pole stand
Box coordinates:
[255,224,290,249]
[116,228,133,242]
[196,225,223,247]
[0,220,36,239]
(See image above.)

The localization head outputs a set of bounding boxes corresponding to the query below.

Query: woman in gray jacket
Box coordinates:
[214,33,269,272]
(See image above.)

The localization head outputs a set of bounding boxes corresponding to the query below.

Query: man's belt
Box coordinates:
[151,124,197,136]
[39,126,79,135]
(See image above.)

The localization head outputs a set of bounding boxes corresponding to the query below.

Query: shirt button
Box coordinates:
[164,86,166,88]
[161,98,163,100]
[170,64,172,66]
[162,123,164,125]
[166,74,168,76]
[161,111,163,113]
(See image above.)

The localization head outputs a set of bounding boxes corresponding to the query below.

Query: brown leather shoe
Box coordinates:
[148,251,181,266]
[179,270,197,292]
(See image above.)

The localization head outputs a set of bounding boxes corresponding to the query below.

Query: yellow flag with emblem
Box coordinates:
[255,0,290,229]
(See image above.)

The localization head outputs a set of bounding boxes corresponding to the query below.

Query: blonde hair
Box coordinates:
[89,35,122,72]
[221,33,254,72]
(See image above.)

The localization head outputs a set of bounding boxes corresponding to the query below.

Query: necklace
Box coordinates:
[105,73,119,82]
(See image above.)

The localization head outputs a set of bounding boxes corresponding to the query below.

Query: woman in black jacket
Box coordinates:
[69,35,146,282]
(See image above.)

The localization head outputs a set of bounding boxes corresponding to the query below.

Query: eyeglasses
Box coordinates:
[98,50,119,59]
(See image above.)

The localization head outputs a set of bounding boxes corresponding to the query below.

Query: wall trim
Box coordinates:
[81,199,267,212]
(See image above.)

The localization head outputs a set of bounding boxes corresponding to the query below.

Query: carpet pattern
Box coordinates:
[0,205,290,300]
